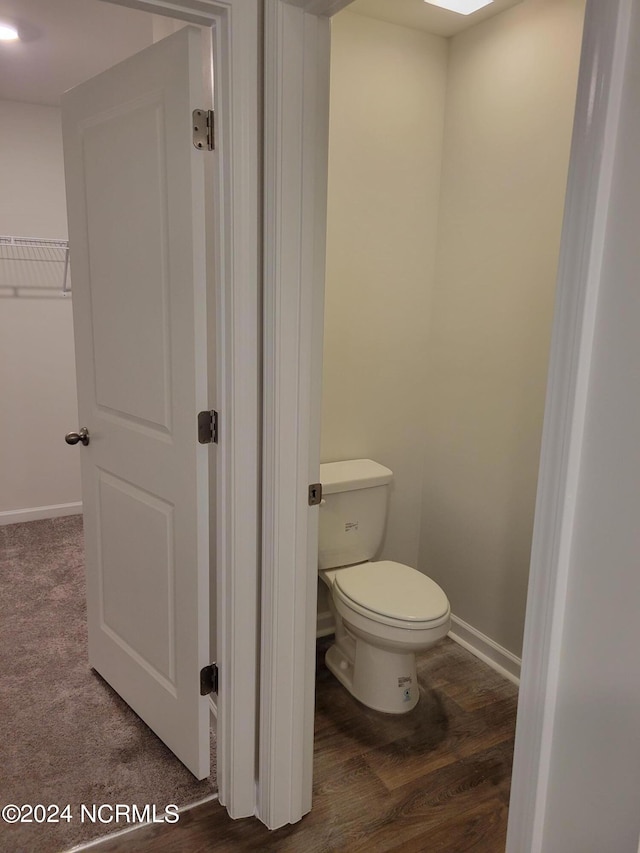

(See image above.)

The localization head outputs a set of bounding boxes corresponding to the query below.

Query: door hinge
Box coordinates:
[198,410,218,444]
[200,663,218,696]
[308,483,323,506]
[192,108,214,151]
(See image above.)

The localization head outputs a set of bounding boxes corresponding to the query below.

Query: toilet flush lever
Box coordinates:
[308,483,323,506]
[65,427,90,446]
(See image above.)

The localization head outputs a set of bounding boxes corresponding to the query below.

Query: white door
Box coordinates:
[62,27,212,779]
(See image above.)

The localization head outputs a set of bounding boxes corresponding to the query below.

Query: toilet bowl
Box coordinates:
[319,460,451,714]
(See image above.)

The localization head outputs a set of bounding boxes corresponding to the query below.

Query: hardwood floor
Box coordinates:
[89,638,518,853]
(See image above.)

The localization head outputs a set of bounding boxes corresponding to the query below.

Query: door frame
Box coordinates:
[258,0,332,830]
[260,0,633,839]
[506,1,632,849]
[101,0,261,820]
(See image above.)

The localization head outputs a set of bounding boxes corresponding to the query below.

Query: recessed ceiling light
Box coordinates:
[0,23,19,41]
[424,0,494,14]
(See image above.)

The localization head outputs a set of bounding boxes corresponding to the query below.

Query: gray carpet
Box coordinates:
[0,516,216,853]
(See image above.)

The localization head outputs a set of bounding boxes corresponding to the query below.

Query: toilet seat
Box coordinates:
[332,561,450,630]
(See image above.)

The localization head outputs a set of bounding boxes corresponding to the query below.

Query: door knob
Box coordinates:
[65,427,90,446]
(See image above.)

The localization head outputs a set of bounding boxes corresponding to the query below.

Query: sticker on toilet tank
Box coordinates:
[398,676,412,688]
[345,521,359,533]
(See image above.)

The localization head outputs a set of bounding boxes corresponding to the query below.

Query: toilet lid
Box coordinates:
[333,561,449,623]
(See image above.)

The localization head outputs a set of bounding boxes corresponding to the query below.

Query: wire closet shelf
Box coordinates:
[0,235,71,297]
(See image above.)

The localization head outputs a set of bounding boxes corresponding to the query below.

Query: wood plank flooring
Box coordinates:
[89,638,518,853]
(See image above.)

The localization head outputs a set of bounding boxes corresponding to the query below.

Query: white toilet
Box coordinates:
[319,459,451,714]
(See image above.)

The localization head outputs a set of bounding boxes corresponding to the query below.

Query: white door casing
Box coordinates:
[507,0,637,849]
[62,26,212,779]
[260,0,330,830]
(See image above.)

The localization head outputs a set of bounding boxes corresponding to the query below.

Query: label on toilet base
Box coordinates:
[398,676,413,702]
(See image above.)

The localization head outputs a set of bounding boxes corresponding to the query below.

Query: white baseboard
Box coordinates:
[315,606,520,684]
[0,502,83,526]
[448,613,521,686]
[316,608,335,639]
[316,606,520,685]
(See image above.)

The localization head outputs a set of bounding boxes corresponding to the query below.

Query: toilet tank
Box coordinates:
[318,459,393,570]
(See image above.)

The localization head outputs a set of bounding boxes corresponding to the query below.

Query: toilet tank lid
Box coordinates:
[320,459,392,494]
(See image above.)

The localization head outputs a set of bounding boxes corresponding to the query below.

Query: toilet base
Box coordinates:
[325,636,419,714]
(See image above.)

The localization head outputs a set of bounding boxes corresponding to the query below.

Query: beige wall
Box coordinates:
[0,101,81,518]
[419,0,584,656]
[323,0,585,657]
[322,12,448,568]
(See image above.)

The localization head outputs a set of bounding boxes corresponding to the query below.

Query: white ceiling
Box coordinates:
[0,0,154,106]
[344,0,523,38]
[0,0,526,108]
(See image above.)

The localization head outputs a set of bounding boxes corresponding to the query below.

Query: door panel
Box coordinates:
[83,94,172,429]
[62,26,212,779]
[98,471,176,688]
